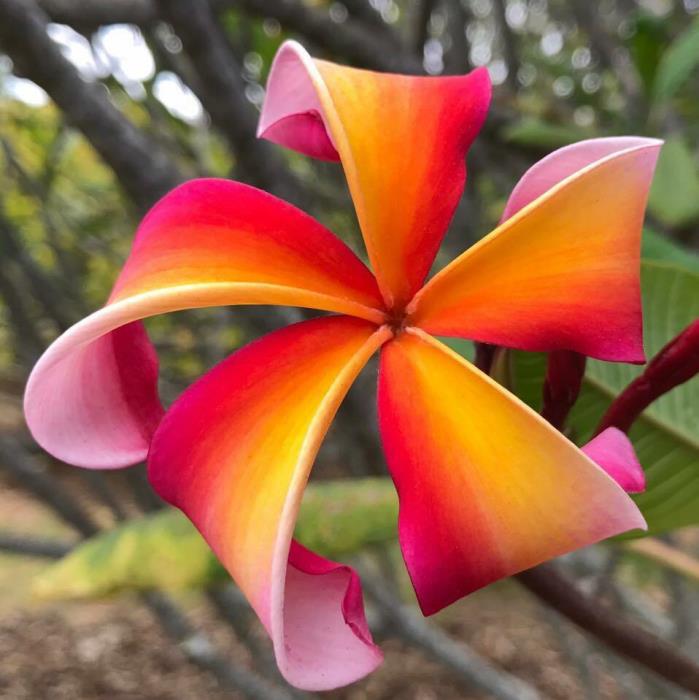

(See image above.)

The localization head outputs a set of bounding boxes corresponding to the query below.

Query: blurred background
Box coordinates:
[0,0,698,698]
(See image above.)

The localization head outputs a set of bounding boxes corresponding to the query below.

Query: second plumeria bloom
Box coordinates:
[24,41,660,690]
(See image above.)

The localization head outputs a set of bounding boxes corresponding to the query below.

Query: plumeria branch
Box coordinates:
[155,0,308,206]
[0,0,184,212]
[517,563,699,695]
[597,319,699,434]
[360,566,542,700]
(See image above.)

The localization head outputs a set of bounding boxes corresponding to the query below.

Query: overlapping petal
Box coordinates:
[408,139,662,362]
[259,40,491,309]
[378,329,646,616]
[24,179,384,468]
[582,427,646,494]
[148,316,389,690]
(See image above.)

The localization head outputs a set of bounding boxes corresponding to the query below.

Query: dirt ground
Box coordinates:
[0,460,685,700]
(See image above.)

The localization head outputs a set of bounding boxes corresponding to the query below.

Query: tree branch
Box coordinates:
[0,0,183,212]
[517,563,699,695]
[361,568,541,700]
[157,0,305,204]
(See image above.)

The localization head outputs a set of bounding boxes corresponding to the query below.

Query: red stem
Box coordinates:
[597,319,699,434]
[541,350,586,430]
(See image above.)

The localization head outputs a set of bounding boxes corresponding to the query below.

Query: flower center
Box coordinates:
[386,307,409,336]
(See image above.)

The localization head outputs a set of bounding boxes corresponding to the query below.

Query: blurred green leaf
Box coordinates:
[511,262,699,535]
[629,13,668,95]
[642,227,699,273]
[647,137,699,228]
[34,478,398,601]
[502,118,594,149]
[652,15,699,102]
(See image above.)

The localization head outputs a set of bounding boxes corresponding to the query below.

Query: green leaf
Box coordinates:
[511,262,699,535]
[647,137,699,228]
[502,118,594,149]
[642,227,699,274]
[652,15,699,102]
[33,478,398,601]
[628,13,668,96]
[572,263,699,534]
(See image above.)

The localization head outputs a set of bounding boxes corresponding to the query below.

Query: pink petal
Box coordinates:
[501,137,661,223]
[24,321,163,469]
[582,427,646,494]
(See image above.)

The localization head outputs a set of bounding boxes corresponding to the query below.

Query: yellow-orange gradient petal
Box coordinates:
[259,41,491,310]
[378,329,645,615]
[149,316,390,689]
[24,179,385,468]
[408,140,661,362]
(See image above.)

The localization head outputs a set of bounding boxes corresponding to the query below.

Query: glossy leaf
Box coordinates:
[647,137,699,228]
[511,262,699,534]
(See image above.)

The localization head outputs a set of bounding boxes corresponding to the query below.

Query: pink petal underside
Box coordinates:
[501,136,659,222]
[582,427,646,494]
[24,321,164,469]
[258,52,339,160]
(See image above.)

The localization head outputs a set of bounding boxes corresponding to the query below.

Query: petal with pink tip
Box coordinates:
[409,139,662,362]
[24,179,384,468]
[148,316,388,690]
[501,137,660,222]
[378,329,646,616]
[582,427,646,494]
[259,40,491,309]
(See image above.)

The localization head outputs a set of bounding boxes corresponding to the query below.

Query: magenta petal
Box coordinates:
[582,427,646,494]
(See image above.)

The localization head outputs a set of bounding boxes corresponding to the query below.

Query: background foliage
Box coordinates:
[0,1,698,699]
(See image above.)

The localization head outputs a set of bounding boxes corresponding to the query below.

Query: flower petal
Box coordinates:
[501,137,660,222]
[409,139,662,362]
[259,40,491,309]
[582,427,646,494]
[25,179,384,468]
[378,329,646,616]
[148,316,389,690]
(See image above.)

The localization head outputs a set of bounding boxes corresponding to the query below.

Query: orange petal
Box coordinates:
[378,329,646,615]
[409,140,662,362]
[149,316,390,689]
[25,179,384,468]
[259,41,491,309]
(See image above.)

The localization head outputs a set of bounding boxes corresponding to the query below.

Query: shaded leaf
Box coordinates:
[652,15,699,102]
[502,118,594,149]
[511,262,699,535]
[647,137,699,228]
[34,478,398,600]
[642,227,699,273]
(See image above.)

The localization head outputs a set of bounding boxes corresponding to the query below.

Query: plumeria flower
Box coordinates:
[24,41,660,690]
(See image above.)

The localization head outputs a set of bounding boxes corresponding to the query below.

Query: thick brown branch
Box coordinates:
[37,0,156,30]
[157,0,304,204]
[0,0,183,212]
[229,0,423,73]
[517,563,699,695]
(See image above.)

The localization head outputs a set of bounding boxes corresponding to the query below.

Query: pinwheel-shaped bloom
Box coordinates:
[25,42,660,690]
